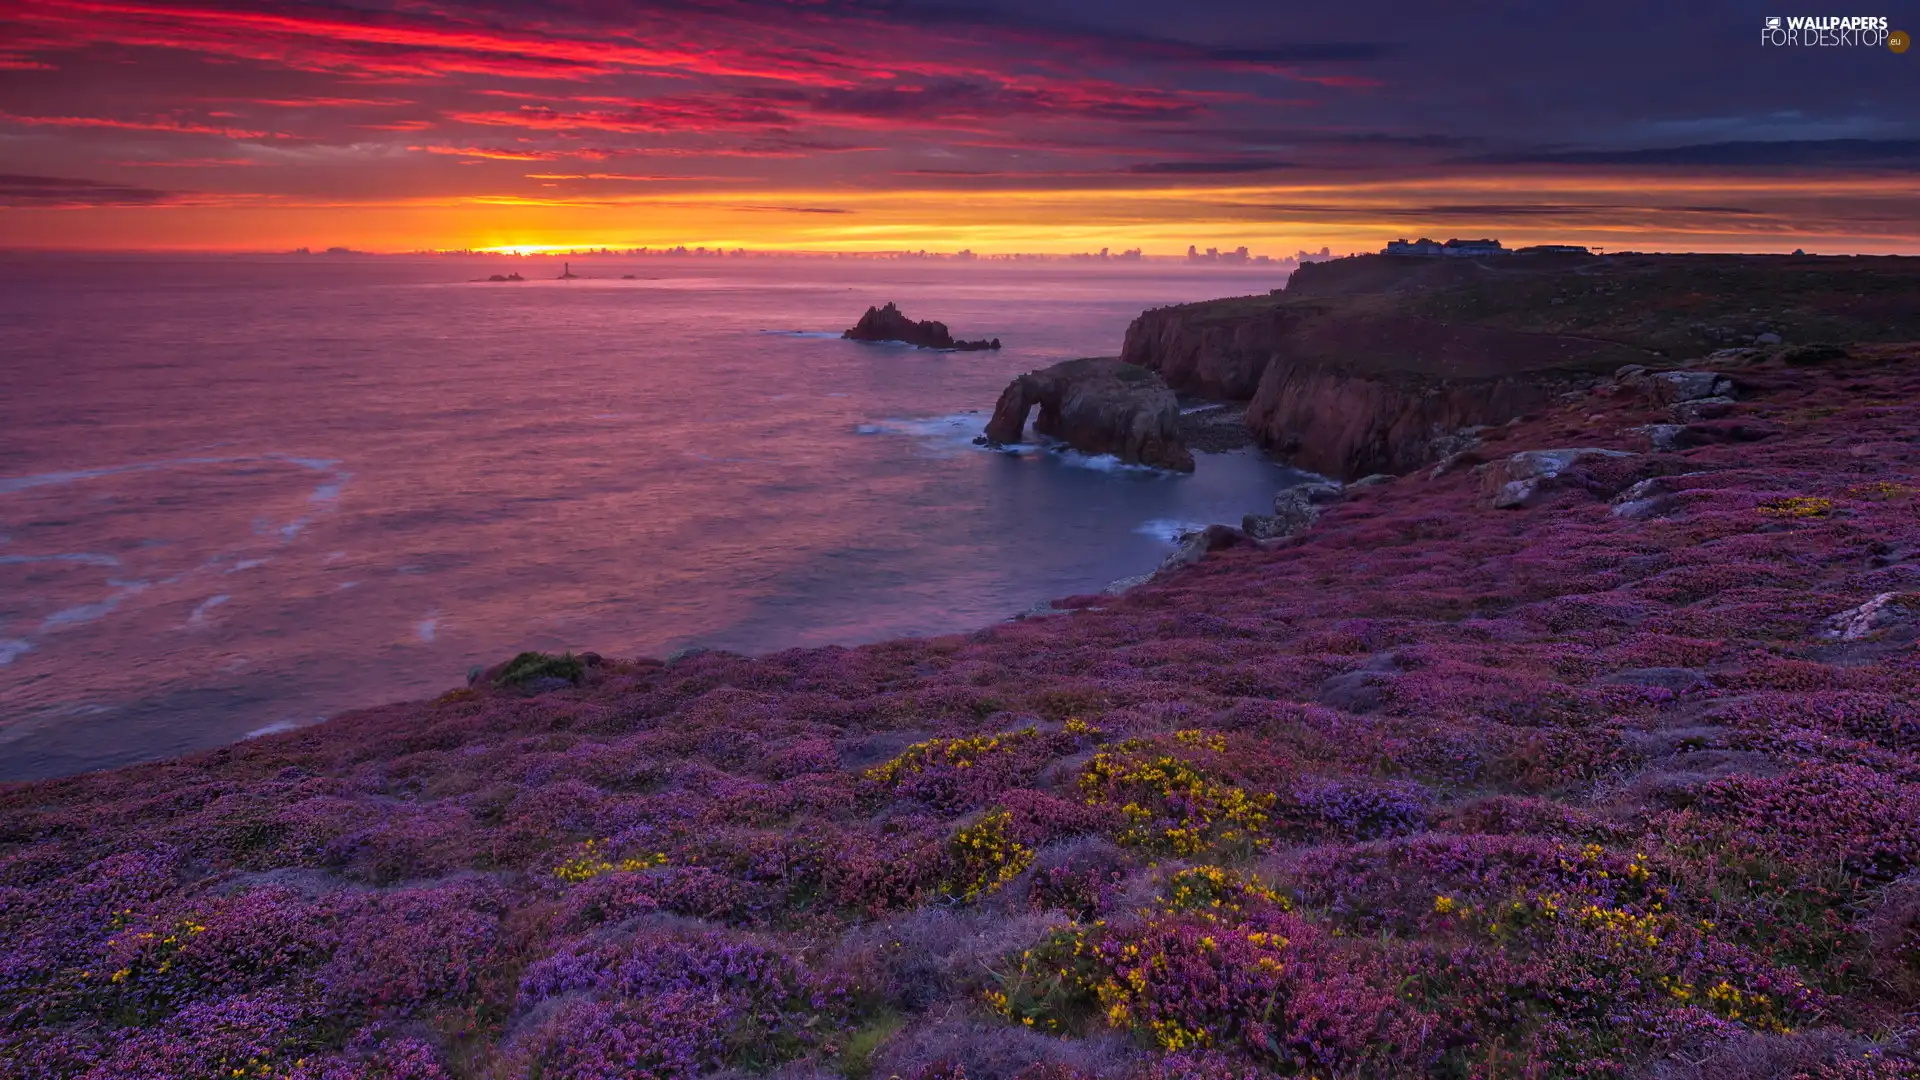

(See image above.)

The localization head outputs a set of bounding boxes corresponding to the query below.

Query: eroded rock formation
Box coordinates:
[980,357,1194,471]
[844,301,1000,350]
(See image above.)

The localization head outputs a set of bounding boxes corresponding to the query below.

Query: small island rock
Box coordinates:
[844,302,1000,350]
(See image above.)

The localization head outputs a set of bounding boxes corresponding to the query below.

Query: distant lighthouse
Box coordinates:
[559,261,578,280]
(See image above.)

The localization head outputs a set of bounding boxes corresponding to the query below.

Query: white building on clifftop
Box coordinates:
[1383,237,1509,257]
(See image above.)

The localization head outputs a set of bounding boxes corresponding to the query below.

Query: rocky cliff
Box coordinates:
[1122,252,1920,479]
[981,356,1194,471]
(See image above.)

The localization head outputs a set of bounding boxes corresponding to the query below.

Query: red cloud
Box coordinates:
[5,0,882,86]
[0,112,272,139]
[412,145,592,162]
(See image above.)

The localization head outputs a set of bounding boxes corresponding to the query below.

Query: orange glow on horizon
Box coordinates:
[4,170,1918,257]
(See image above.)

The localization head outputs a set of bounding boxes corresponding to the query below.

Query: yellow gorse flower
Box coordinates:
[551,839,668,883]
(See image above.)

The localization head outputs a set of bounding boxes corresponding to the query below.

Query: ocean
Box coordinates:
[0,254,1302,780]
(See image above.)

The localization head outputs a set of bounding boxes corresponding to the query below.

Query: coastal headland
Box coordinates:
[6,260,1920,1078]
[1123,251,1920,478]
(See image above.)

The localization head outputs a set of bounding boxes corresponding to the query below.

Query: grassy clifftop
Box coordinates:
[1287,252,1920,357]
[4,338,1920,1077]
[1121,254,1920,478]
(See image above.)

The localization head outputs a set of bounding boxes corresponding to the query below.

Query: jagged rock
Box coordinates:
[1427,426,1488,458]
[1242,514,1284,539]
[1678,419,1780,445]
[1177,402,1254,452]
[1102,572,1154,596]
[1649,371,1734,403]
[1817,592,1920,641]
[1613,494,1679,521]
[1264,481,1344,535]
[844,301,1000,350]
[982,357,1194,471]
[1635,424,1689,452]
[1483,447,1636,509]
[1613,364,1649,383]
[1158,524,1250,573]
[1350,473,1395,488]
[1670,396,1736,422]
[1428,450,1487,480]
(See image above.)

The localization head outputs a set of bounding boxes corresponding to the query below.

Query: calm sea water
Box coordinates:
[0,255,1300,780]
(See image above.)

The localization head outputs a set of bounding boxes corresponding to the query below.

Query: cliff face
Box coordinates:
[1121,252,1920,479]
[1118,299,1288,399]
[1246,365,1566,479]
[982,356,1194,471]
[1236,311,1644,477]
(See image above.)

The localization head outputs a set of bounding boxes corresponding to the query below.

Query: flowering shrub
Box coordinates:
[5,351,1920,1077]
[1157,865,1290,920]
[946,808,1037,902]
[1757,495,1835,517]
[1077,738,1275,856]
[550,837,669,883]
[863,727,1069,811]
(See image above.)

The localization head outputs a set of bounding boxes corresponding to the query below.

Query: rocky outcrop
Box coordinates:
[1818,592,1920,641]
[1244,481,1344,539]
[1479,448,1636,509]
[1612,477,1683,521]
[980,358,1194,471]
[844,302,1000,350]
[1177,403,1254,452]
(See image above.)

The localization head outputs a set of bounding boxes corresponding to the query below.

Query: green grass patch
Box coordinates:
[494,651,585,688]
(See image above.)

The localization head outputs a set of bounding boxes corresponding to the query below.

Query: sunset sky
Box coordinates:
[0,0,1915,254]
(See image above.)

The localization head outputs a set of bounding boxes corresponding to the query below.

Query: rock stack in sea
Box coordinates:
[979,356,1194,471]
[844,302,1000,350]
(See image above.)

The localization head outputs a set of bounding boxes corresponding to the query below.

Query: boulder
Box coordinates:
[1817,592,1920,641]
[1648,371,1734,403]
[1670,396,1737,422]
[844,301,1000,350]
[1611,477,1682,521]
[1631,420,1776,452]
[1350,473,1395,488]
[1158,524,1251,572]
[1428,450,1488,480]
[1678,419,1780,445]
[1264,481,1345,536]
[1634,424,1689,452]
[981,357,1195,471]
[1482,447,1635,509]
